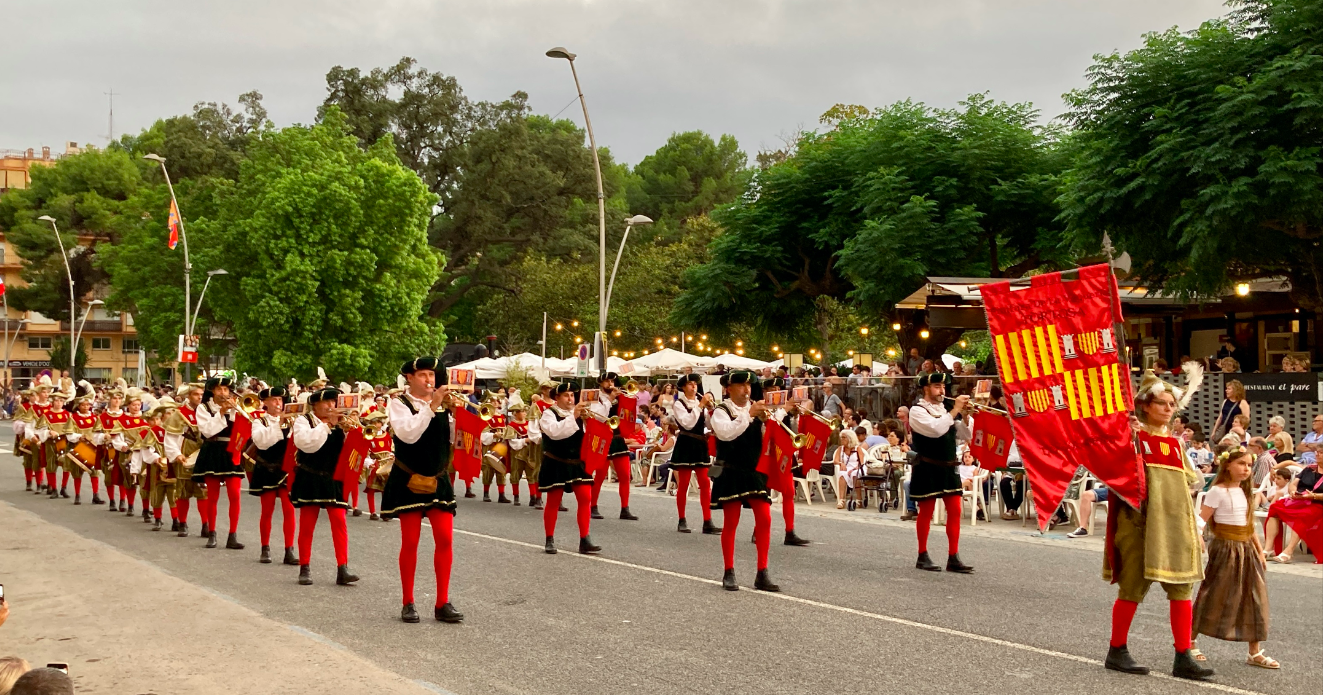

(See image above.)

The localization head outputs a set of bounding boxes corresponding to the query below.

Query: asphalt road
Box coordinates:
[2,419,1319,695]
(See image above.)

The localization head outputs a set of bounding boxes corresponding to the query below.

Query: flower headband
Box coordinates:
[1217,445,1250,463]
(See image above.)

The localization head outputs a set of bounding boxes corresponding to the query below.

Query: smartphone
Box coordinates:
[0,583,4,600]
[47,663,69,674]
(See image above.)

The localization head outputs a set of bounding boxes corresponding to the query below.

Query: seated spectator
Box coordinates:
[0,657,30,695]
[1067,483,1109,537]
[1266,415,1294,456]
[1170,413,1189,441]
[1298,413,1323,467]
[832,430,866,509]
[957,449,978,491]
[1261,468,1292,510]
[9,668,72,695]
[863,421,887,449]
[643,420,677,491]
[1188,436,1215,474]
[1248,437,1276,486]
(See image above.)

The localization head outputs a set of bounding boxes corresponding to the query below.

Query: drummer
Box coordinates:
[480,398,512,504]
[66,385,104,506]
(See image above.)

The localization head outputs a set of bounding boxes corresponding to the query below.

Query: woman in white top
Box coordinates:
[832,429,866,509]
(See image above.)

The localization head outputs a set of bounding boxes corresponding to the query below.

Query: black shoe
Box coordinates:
[401,603,420,623]
[369,513,380,521]
[126,504,134,516]
[260,546,272,563]
[74,494,82,505]
[206,532,218,549]
[298,565,313,585]
[702,519,722,535]
[544,536,557,555]
[677,518,691,533]
[152,519,163,531]
[578,536,601,554]
[916,552,941,571]
[945,554,974,573]
[722,568,739,591]
[60,488,70,498]
[25,482,31,491]
[558,505,568,512]
[177,523,189,538]
[498,494,511,504]
[119,500,127,512]
[200,522,210,538]
[754,569,780,592]
[226,533,245,550]
[483,492,492,502]
[143,508,152,522]
[1104,645,1150,675]
[352,508,362,517]
[512,497,521,507]
[1172,649,1214,681]
[435,603,464,623]
[283,547,298,565]
[590,506,603,520]
[784,531,810,546]
[108,500,119,511]
[170,519,179,533]
[619,507,638,521]
[530,496,543,509]
[464,490,476,499]
[336,564,359,585]
[92,494,104,505]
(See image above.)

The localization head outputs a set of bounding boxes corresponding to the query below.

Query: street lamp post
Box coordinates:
[142,153,194,382]
[191,269,228,336]
[604,215,652,321]
[546,46,607,373]
[73,299,104,351]
[36,215,78,377]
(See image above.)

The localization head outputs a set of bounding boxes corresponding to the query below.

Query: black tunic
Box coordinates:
[380,396,456,519]
[247,417,290,496]
[908,400,962,500]
[538,408,592,490]
[192,403,243,478]
[669,397,711,469]
[289,416,349,509]
[709,403,770,508]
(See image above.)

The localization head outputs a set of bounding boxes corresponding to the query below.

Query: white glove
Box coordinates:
[509,437,526,451]
[67,433,82,443]
[480,430,496,446]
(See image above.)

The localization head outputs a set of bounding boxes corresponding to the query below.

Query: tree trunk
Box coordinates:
[988,233,1000,278]
[815,297,832,371]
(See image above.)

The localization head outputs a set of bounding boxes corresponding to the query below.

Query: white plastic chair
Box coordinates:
[645,450,671,487]
[939,469,990,526]
[792,468,828,505]
[1064,475,1109,536]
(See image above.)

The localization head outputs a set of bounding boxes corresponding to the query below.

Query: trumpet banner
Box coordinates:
[980,264,1143,531]
[580,416,613,475]
[334,427,370,483]
[756,423,796,495]
[452,407,484,482]
[970,411,1013,471]
[616,394,638,439]
[228,412,253,467]
[795,415,833,473]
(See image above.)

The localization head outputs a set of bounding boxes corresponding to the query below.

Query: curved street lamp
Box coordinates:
[36,215,78,374]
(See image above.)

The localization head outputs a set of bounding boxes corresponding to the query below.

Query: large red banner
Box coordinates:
[980,264,1143,530]
[616,394,637,439]
[228,411,253,467]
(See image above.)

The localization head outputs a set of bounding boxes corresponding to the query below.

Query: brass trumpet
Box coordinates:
[755,407,809,448]
[943,396,1009,416]
[622,380,641,396]
[477,402,497,420]
[238,392,263,416]
[584,411,621,429]
[434,391,469,413]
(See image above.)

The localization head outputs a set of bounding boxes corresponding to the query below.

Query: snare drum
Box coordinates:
[66,440,99,472]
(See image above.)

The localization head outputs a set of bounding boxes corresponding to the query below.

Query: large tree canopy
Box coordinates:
[207,110,444,383]
[1061,0,1323,309]
[624,131,749,240]
[673,95,1067,364]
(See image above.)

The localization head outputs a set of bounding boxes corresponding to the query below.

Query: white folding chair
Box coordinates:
[645,450,671,487]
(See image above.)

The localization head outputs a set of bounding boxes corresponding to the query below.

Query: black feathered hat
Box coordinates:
[308,388,341,405]
[598,371,619,385]
[401,356,442,376]
[258,386,289,402]
[204,375,234,391]
[917,372,952,388]
[552,381,581,396]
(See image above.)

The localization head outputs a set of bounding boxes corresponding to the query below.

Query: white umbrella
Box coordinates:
[711,353,771,370]
[629,348,707,371]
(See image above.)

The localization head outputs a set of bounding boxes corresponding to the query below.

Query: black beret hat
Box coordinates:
[308,388,341,405]
[204,376,234,391]
[678,373,702,386]
[598,371,619,385]
[258,386,289,401]
[719,370,756,388]
[401,356,442,376]
[552,381,581,395]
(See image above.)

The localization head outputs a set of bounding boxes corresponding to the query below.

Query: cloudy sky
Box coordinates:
[5,0,1228,166]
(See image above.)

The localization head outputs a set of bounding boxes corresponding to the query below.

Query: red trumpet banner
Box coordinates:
[795,415,833,472]
[334,427,370,483]
[970,410,1014,471]
[979,264,1143,531]
[580,416,613,475]
[756,423,796,495]
[616,393,638,439]
[228,411,253,467]
[452,407,485,482]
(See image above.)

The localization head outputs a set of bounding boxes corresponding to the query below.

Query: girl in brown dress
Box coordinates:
[1192,446,1278,669]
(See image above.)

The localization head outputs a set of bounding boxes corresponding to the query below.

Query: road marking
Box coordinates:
[444,524,1272,695]
[414,681,461,695]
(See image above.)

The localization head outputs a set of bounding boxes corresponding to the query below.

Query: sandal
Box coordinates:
[1247,651,1280,669]
[1189,646,1206,662]
[836,500,846,510]
[1270,554,1293,564]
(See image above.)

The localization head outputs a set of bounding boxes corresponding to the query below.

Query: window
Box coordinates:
[27,336,52,350]
[121,368,139,385]
[122,338,140,354]
[83,367,111,382]
[91,337,111,350]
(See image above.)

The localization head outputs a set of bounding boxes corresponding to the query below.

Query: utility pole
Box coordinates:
[104,89,117,144]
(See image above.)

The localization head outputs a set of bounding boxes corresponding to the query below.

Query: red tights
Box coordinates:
[721,499,771,571]
[70,474,99,498]
[591,456,631,508]
[397,509,454,606]
[342,478,360,509]
[259,489,296,548]
[203,477,242,533]
[298,506,349,566]
[1109,598,1193,651]
[365,490,377,514]
[916,496,962,554]
[543,485,592,539]
[61,471,70,490]
[176,498,192,524]
[675,468,713,521]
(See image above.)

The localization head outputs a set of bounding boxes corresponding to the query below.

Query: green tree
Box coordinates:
[673,96,1067,365]
[625,131,749,238]
[206,110,444,383]
[47,337,90,379]
[1061,0,1323,310]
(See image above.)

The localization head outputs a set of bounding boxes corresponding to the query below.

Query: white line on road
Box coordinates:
[443,524,1272,695]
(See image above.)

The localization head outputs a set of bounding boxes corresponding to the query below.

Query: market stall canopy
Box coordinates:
[711,353,771,370]
[628,348,708,371]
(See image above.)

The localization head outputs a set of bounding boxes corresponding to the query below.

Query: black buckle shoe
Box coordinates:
[722,568,739,591]
[945,554,974,573]
[530,497,543,509]
[463,490,476,499]
[336,564,359,585]
[369,513,380,521]
[170,520,179,533]
[401,603,420,623]
[143,508,152,522]
[92,495,104,505]
[352,508,362,517]
[126,504,135,516]
[226,533,245,550]
[74,494,82,505]
[205,532,218,549]
[1172,649,1214,681]
[283,547,299,565]
[435,603,464,623]
[784,531,810,546]
[152,519,163,531]
[677,518,691,533]
[512,496,521,506]
[60,488,70,499]
[578,536,601,554]
[590,506,604,520]
[544,536,557,555]
[619,507,638,521]
[201,523,210,538]
[498,494,511,504]
[916,552,941,571]
[108,499,120,511]
[260,545,272,564]
[702,519,722,535]
[25,482,32,491]
[483,492,492,502]
[1104,645,1150,675]
[119,500,127,512]
[754,569,780,592]
[177,523,189,538]
[298,565,313,585]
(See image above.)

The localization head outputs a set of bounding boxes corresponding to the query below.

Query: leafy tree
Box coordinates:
[47,337,90,379]
[624,131,749,238]
[1061,0,1323,310]
[673,96,1067,365]
[206,109,444,383]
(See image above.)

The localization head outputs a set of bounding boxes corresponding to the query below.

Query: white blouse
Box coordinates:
[1203,485,1250,525]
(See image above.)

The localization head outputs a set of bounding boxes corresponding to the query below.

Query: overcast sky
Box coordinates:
[4,0,1228,166]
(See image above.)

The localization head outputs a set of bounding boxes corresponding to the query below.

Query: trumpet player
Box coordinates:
[164,383,206,537]
[361,411,393,520]
[589,372,638,521]
[290,387,359,587]
[195,376,246,550]
[668,374,720,535]
[111,390,145,516]
[538,382,600,555]
[506,403,543,508]
[248,386,298,566]
[909,372,974,574]
[382,358,461,623]
[708,370,779,592]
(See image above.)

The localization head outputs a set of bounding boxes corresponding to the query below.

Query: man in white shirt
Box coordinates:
[538,382,600,555]
[289,387,358,587]
[907,372,973,574]
[247,386,298,566]
[708,370,780,592]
